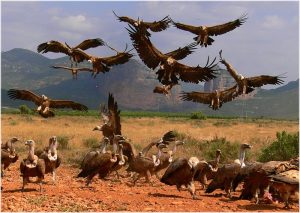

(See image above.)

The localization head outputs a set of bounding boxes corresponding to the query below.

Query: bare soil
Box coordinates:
[1,163,299,212]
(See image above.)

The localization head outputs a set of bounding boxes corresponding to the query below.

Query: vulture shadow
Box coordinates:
[237,203,281,211]
[148,192,185,199]
[2,188,37,193]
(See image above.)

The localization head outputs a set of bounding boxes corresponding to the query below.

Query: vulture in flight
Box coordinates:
[7,89,88,118]
[172,14,247,47]
[72,45,133,78]
[219,50,284,94]
[180,84,239,110]
[51,65,94,80]
[153,83,177,96]
[113,11,171,37]
[127,25,217,86]
[37,38,105,66]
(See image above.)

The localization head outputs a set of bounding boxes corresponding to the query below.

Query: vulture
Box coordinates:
[194,149,222,189]
[7,89,88,118]
[20,140,46,192]
[160,156,209,199]
[153,83,177,96]
[72,45,133,78]
[180,84,239,110]
[1,137,20,177]
[113,11,171,37]
[37,38,105,66]
[127,25,217,86]
[51,65,94,80]
[219,50,284,94]
[172,14,247,47]
[35,136,61,184]
[205,143,252,198]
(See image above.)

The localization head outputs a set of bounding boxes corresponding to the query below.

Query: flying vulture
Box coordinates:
[72,45,133,78]
[180,84,239,110]
[219,50,284,94]
[172,14,247,47]
[51,65,94,80]
[153,83,177,96]
[113,11,171,37]
[7,89,88,118]
[37,38,105,66]
[127,25,217,86]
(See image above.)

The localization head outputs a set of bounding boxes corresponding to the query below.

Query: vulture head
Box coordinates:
[41,94,48,101]
[238,74,245,80]
[188,157,200,169]
[166,57,175,65]
[25,139,35,147]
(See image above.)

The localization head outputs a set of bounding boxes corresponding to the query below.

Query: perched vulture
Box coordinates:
[51,65,94,80]
[219,50,284,94]
[72,46,133,78]
[113,11,171,37]
[180,84,239,110]
[1,137,20,178]
[172,14,247,47]
[37,38,105,66]
[127,25,217,85]
[7,89,88,118]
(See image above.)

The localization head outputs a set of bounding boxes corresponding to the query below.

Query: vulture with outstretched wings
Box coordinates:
[219,50,284,94]
[113,11,171,37]
[127,25,217,86]
[37,38,105,66]
[153,83,177,96]
[172,14,247,47]
[72,45,133,78]
[51,65,94,80]
[7,89,88,118]
[180,85,239,110]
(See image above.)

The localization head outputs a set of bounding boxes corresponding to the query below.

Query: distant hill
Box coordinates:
[1,48,299,119]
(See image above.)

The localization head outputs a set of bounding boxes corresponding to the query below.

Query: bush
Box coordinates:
[258,131,299,162]
[19,104,32,114]
[190,112,207,120]
[57,135,70,150]
[83,137,99,148]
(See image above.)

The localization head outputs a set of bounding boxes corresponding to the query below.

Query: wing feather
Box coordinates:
[107,93,121,135]
[165,42,197,61]
[101,52,133,67]
[37,41,70,55]
[7,89,42,106]
[179,91,213,104]
[172,21,201,35]
[144,16,171,32]
[219,85,239,103]
[247,75,284,87]
[49,100,88,111]
[74,38,105,50]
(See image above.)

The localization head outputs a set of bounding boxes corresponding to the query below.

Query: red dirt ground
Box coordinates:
[1,164,299,212]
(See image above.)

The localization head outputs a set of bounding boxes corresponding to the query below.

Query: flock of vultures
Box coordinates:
[2,11,298,210]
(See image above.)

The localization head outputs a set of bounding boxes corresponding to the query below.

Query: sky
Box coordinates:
[1,1,299,88]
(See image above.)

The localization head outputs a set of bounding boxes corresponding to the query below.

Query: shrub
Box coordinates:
[19,104,32,114]
[258,131,299,162]
[57,135,70,150]
[83,137,99,148]
[190,112,207,120]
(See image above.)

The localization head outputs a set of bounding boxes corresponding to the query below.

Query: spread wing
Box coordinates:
[219,85,239,103]
[101,52,133,67]
[72,49,92,63]
[207,14,247,36]
[180,91,213,104]
[100,104,111,124]
[246,75,284,88]
[107,93,121,135]
[172,21,201,35]
[74,38,105,50]
[49,99,88,111]
[51,65,72,71]
[7,89,42,106]
[37,40,70,55]
[143,16,171,32]
[127,25,166,69]
[113,11,136,25]
[165,42,197,61]
[77,67,94,72]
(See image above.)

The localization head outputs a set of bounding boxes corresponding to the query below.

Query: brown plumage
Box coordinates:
[127,25,217,85]
[1,148,19,178]
[172,14,247,47]
[37,38,105,66]
[153,83,177,96]
[113,11,171,37]
[180,85,239,110]
[219,50,284,94]
[20,140,46,192]
[35,136,61,184]
[7,89,88,118]
[51,65,94,80]
[72,47,133,78]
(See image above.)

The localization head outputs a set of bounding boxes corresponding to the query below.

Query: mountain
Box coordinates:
[1,48,299,119]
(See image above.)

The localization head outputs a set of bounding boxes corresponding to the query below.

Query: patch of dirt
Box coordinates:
[1,164,299,212]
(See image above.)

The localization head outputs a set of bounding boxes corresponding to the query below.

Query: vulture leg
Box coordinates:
[145,170,153,186]
[115,171,120,179]
[155,172,161,180]
[37,177,43,193]
[1,164,4,177]
[187,181,197,199]
[22,177,29,192]
[254,188,260,204]
[52,170,56,184]
[224,181,232,198]
[132,173,142,186]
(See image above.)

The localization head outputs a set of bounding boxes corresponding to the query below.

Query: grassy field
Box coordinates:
[1,114,298,166]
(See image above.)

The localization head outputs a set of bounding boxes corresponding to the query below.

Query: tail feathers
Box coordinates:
[193,36,214,47]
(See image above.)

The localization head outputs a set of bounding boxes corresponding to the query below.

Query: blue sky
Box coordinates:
[1,1,299,87]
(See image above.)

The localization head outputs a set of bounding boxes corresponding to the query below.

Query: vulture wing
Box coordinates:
[219,85,239,103]
[113,11,136,25]
[74,38,105,50]
[180,91,213,104]
[77,67,94,72]
[246,75,284,88]
[172,21,201,35]
[143,16,171,32]
[165,42,198,61]
[101,52,133,67]
[107,93,121,135]
[207,14,247,36]
[127,25,166,69]
[72,49,93,63]
[51,65,72,71]
[49,99,88,111]
[7,89,43,106]
[37,40,70,55]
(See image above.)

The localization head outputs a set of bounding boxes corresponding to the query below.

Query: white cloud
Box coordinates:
[51,14,93,32]
[261,15,285,29]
